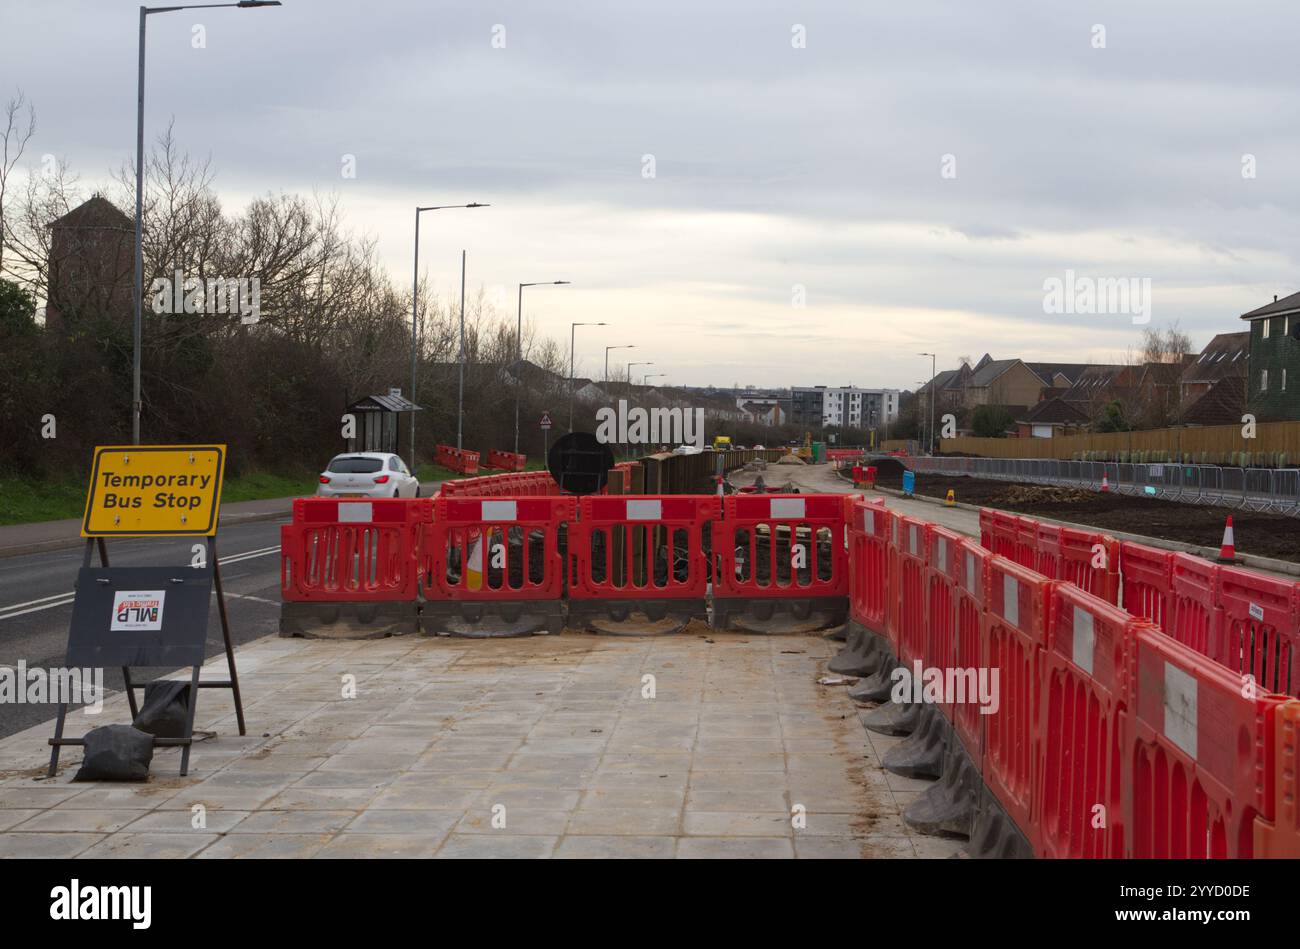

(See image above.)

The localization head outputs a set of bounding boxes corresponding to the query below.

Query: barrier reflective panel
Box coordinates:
[568,495,718,632]
[712,494,849,632]
[847,497,889,635]
[981,555,1051,848]
[1131,625,1286,858]
[1169,552,1223,659]
[953,539,990,760]
[1058,527,1120,605]
[924,525,964,719]
[1217,565,1300,698]
[1120,541,1174,630]
[1254,700,1300,858]
[1039,583,1136,859]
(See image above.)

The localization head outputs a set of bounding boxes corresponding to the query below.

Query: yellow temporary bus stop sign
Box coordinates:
[81,445,226,537]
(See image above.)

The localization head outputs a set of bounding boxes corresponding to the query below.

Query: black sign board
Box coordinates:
[67,566,213,668]
[547,432,615,495]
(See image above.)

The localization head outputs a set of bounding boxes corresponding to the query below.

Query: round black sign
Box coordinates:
[547,432,615,495]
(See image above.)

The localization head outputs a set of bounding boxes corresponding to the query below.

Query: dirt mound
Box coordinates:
[776,453,807,465]
[995,485,1096,505]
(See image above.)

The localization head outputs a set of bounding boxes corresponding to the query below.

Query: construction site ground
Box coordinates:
[862,459,1299,564]
[0,630,962,860]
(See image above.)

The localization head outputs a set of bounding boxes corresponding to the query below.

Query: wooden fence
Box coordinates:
[939,420,1300,461]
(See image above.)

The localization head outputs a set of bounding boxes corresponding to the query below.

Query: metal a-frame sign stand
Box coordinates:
[48,445,246,778]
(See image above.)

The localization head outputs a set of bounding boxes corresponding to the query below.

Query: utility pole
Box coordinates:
[456,250,466,449]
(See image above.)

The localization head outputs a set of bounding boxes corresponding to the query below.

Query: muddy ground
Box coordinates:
[871,459,1300,563]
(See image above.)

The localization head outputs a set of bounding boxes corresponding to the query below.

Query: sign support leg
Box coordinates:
[208,537,246,736]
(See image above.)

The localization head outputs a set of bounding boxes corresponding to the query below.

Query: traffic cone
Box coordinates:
[1216,516,1237,563]
[945,489,956,507]
[1100,473,1110,493]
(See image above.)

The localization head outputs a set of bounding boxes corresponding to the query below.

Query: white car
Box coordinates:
[317,452,420,498]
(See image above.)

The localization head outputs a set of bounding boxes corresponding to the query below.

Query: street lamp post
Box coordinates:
[515,280,569,455]
[410,203,488,470]
[132,0,282,445]
[919,352,937,454]
[568,321,606,432]
[604,344,634,384]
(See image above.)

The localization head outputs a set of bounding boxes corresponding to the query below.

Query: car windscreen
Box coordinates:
[327,456,383,473]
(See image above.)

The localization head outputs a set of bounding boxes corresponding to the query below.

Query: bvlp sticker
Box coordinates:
[111,590,166,631]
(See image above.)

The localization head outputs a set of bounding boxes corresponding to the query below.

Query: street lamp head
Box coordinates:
[237,1,282,7]
[466,202,488,208]
[554,280,570,285]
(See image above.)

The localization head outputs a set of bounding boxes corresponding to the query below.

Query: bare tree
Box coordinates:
[0,88,37,272]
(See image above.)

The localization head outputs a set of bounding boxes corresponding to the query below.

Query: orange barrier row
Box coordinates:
[979,508,1119,604]
[435,444,480,474]
[867,504,1299,858]
[439,472,559,497]
[484,449,527,472]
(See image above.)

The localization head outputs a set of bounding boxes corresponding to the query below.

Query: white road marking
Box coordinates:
[0,545,282,622]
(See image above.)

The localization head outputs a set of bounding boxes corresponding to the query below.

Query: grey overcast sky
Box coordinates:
[3,0,1298,389]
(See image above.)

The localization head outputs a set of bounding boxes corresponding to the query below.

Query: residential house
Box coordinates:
[1015,397,1090,438]
[1240,292,1300,421]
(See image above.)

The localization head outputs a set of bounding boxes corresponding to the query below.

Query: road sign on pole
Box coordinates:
[540,412,552,430]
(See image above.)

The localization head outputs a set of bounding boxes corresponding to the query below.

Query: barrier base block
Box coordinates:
[828,623,890,676]
[567,598,706,636]
[419,600,563,638]
[904,736,980,838]
[279,600,417,640]
[826,624,848,642]
[882,702,950,778]
[965,784,1034,859]
[863,697,921,736]
[710,595,848,634]
[848,651,900,704]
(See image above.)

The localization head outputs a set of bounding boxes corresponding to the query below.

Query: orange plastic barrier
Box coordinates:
[982,555,1051,850]
[1169,552,1223,659]
[1130,625,1286,858]
[925,525,964,718]
[712,494,848,600]
[953,538,991,760]
[1217,565,1300,699]
[846,497,889,634]
[1057,526,1120,605]
[984,509,1019,561]
[885,509,904,655]
[281,497,429,602]
[1120,541,1174,631]
[1039,583,1137,859]
[1255,700,1300,858]
[425,496,574,600]
[569,495,718,601]
[1034,523,1062,580]
[484,449,527,472]
[435,444,480,474]
[1013,516,1038,570]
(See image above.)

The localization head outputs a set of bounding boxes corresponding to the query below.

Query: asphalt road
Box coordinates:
[0,515,287,740]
